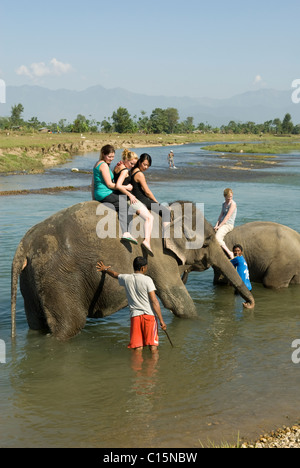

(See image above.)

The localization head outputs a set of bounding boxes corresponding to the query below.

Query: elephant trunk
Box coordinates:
[11,240,27,338]
[209,242,255,308]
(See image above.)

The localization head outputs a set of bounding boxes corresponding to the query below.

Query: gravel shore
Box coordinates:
[241,425,300,448]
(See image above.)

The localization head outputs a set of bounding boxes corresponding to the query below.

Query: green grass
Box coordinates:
[1,131,299,173]
[0,151,45,172]
[199,432,242,448]
[203,139,300,155]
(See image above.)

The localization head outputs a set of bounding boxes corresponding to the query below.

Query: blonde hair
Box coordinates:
[223,188,233,197]
[122,149,138,162]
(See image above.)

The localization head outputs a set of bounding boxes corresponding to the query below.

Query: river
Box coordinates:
[0,143,300,448]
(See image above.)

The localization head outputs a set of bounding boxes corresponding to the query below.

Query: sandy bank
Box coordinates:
[0,133,196,173]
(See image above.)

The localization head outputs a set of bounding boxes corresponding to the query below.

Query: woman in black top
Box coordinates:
[131,153,171,235]
[114,150,155,254]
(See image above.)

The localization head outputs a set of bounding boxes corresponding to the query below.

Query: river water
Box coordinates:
[0,143,300,448]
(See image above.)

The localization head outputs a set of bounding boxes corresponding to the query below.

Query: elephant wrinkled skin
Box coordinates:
[11,200,255,340]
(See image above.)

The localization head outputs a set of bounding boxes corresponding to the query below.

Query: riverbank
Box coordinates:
[204,138,300,155]
[0,131,206,173]
[240,424,300,448]
[0,131,297,173]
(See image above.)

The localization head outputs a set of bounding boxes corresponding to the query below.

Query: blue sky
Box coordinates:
[1,0,299,98]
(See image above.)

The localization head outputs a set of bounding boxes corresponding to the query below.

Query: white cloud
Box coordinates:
[253,74,263,84]
[16,58,73,79]
[50,58,73,75]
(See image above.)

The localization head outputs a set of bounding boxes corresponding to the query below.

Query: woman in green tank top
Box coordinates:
[92,144,137,244]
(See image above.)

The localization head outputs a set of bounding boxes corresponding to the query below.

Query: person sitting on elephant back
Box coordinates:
[92,144,137,244]
[214,188,237,259]
[114,149,155,255]
[230,244,252,291]
[131,153,171,237]
[96,256,167,354]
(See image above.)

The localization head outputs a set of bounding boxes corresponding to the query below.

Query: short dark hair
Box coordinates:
[133,256,148,271]
[233,244,243,251]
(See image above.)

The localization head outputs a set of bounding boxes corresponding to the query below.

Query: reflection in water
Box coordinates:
[127,350,160,447]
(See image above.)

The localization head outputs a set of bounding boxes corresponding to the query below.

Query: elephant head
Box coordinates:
[163,201,255,309]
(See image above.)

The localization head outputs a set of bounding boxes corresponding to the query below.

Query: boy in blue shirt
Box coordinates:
[230,244,252,291]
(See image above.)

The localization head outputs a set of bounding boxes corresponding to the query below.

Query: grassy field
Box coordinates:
[0,130,272,150]
[203,137,300,155]
[1,131,299,173]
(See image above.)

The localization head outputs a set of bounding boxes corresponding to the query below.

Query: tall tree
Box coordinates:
[10,103,24,127]
[272,118,282,134]
[112,107,135,133]
[72,114,89,133]
[149,108,168,133]
[165,107,179,133]
[282,113,293,134]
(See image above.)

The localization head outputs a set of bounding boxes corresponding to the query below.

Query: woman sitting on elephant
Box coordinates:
[114,149,154,254]
[92,144,137,244]
[131,153,171,237]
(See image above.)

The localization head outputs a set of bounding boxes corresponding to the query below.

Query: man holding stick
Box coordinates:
[96,256,167,354]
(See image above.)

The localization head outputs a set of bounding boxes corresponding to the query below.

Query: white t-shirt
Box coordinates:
[118,273,156,318]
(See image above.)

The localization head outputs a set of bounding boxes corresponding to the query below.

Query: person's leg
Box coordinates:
[215,224,234,258]
[102,194,136,242]
[136,206,154,252]
[141,315,159,348]
[128,316,144,349]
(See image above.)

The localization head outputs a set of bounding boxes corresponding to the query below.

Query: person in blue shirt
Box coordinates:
[230,244,252,291]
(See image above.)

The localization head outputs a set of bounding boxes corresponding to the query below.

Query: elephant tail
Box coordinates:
[11,240,27,339]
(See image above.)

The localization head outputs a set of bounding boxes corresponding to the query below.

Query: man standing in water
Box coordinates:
[96,256,167,354]
[168,150,176,168]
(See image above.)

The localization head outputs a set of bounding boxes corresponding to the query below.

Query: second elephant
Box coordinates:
[214,221,300,288]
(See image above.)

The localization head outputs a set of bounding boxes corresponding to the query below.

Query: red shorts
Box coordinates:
[128,314,159,349]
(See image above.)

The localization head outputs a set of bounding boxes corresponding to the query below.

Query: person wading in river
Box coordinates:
[96,256,167,354]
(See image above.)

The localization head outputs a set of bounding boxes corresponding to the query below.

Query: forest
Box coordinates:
[1,103,299,135]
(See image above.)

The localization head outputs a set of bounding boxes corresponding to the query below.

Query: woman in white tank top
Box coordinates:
[214,188,237,259]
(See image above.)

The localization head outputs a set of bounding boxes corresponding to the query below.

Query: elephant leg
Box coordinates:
[290,273,300,285]
[42,294,87,340]
[263,263,293,288]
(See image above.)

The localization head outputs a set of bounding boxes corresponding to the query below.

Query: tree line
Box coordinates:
[1,103,299,135]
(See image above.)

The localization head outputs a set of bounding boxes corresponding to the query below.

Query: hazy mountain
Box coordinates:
[1,84,299,126]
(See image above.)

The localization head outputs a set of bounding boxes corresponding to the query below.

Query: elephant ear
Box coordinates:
[164,215,204,265]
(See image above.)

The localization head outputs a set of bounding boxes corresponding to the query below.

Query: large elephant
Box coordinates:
[11,200,255,340]
[214,221,300,288]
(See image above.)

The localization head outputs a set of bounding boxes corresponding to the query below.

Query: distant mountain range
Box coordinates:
[1,84,299,126]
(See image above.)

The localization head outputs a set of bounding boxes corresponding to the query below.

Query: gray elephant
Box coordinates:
[214,221,300,288]
[11,200,255,340]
